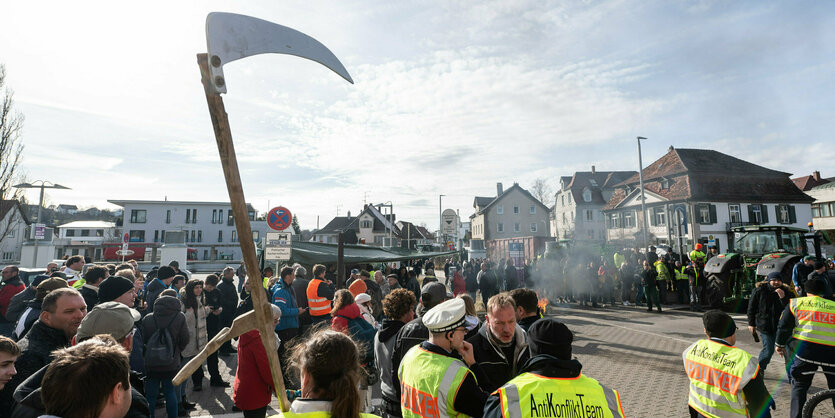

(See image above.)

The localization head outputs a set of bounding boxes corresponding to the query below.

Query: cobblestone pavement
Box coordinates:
[176,274,829,416]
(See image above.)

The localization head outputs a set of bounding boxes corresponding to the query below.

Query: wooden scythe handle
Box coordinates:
[195,53,290,411]
[172,311,258,385]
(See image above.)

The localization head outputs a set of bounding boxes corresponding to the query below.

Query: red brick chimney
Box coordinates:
[813,171,821,181]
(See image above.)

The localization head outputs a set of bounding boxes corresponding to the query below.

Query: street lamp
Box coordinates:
[377,201,394,248]
[13,181,71,267]
[636,137,649,250]
[439,194,445,245]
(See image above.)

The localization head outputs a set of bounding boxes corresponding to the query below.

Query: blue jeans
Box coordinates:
[635,285,645,305]
[757,332,776,372]
[146,377,178,418]
[789,358,835,418]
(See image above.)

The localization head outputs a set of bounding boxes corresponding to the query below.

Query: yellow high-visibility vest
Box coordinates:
[683,339,759,417]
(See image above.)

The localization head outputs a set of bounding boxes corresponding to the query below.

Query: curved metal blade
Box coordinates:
[206,12,354,93]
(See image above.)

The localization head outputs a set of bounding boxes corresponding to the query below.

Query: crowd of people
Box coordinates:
[0,248,832,418]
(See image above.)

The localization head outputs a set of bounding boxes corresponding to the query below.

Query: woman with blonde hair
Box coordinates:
[284,329,378,418]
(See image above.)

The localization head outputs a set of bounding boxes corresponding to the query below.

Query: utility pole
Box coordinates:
[637,136,649,250]
[439,194,445,245]
[13,181,71,267]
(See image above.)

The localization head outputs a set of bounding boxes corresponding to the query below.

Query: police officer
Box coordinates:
[775,279,835,418]
[683,310,773,417]
[484,318,625,418]
[674,260,690,305]
[398,298,489,417]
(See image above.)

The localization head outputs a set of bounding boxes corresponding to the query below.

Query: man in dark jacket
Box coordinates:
[78,265,108,311]
[807,260,833,299]
[13,278,69,341]
[504,258,518,291]
[5,275,49,326]
[202,275,228,387]
[1,288,86,413]
[12,302,150,418]
[375,289,416,417]
[217,267,239,355]
[477,262,498,308]
[144,265,176,313]
[641,260,661,312]
[359,270,383,319]
[467,293,530,393]
[290,266,311,334]
[142,295,189,417]
[389,282,449,415]
[747,272,791,374]
[0,266,26,336]
[464,263,478,300]
[791,256,815,296]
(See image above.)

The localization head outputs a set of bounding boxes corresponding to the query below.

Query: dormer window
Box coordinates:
[582,188,592,202]
[660,178,670,189]
[589,179,598,187]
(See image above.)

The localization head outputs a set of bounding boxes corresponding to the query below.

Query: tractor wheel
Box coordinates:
[706,274,729,310]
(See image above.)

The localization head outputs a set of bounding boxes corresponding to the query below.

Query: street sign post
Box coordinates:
[267,206,293,231]
[265,231,292,261]
[442,209,457,235]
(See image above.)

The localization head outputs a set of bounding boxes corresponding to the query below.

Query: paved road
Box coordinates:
[176,274,831,416]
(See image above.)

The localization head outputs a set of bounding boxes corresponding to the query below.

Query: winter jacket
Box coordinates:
[404,277,421,302]
[792,261,814,290]
[390,316,430,412]
[232,330,274,411]
[746,281,791,335]
[271,278,300,331]
[0,277,25,321]
[11,365,149,418]
[452,271,466,296]
[182,296,209,358]
[0,319,71,414]
[79,284,98,311]
[362,278,383,319]
[331,303,362,333]
[641,267,658,287]
[466,322,530,393]
[478,269,498,296]
[776,296,835,366]
[6,286,35,324]
[217,278,239,326]
[375,319,407,408]
[141,296,189,379]
[144,278,170,314]
[504,265,518,291]
[465,268,479,293]
[13,299,42,341]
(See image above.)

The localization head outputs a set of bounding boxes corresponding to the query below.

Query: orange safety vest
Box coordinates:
[306,278,331,316]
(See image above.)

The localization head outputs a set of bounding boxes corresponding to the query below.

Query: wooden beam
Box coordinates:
[196,53,290,411]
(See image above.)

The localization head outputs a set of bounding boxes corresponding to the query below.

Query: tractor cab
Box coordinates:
[731,225,808,259]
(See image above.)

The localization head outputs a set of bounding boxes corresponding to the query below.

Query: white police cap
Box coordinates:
[423,298,467,333]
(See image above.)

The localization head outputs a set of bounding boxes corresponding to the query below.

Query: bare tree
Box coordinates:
[0,64,26,244]
[530,177,554,207]
[0,64,25,202]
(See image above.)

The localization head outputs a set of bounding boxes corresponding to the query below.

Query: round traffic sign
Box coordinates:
[115,249,135,256]
[267,206,292,231]
[123,233,130,243]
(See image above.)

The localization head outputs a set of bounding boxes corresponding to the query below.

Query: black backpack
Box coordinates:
[144,315,178,370]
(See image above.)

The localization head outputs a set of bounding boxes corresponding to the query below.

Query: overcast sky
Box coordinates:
[2,1,833,231]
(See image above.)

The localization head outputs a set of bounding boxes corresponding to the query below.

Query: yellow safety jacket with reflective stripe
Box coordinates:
[683,339,759,418]
[655,261,670,281]
[675,266,689,281]
[306,279,331,316]
[789,296,835,347]
[398,346,473,418]
[689,250,705,265]
[274,411,380,418]
[494,372,625,418]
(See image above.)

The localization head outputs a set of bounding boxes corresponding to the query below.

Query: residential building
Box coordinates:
[808,181,835,256]
[56,204,78,214]
[108,200,270,263]
[602,147,814,252]
[792,171,830,191]
[0,200,30,263]
[52,221,118,260]
[396,221,433,249]
[470,182,551,260]
[550,167,636,243]
[311,204,401,247]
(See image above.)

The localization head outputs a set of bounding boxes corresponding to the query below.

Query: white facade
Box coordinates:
[108,200,272,263]
[57,221,117,242]
[809,183,835,231]
[0,203,28,264]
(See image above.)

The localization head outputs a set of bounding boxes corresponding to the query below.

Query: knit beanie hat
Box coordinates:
[157,266,176,281]
[527,318,573,360]
[98,276,135,303]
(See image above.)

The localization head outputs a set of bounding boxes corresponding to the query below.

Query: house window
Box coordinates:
[530,205,535,214]
[514,223,520,232]
[192,209,198,223]
[624,211,635,228]
[561,196,565,206]
[129,230,145,242]
[161,231,166,242]
[728,204,742,223]
[568,194,572,204]
[820,203,832,217]
[166,210,171,224]
[185,209,191,224]
[562,213,567,224]
[696,204,717,224]
[227,213,234,226]
[80,229,90,237]
[361,220,372,228]
[582,188,592,202]
[777,205,796,224]
[497,223,504,233]
[218,231,223,242]
[530,223,537,232]
[218,210,223,224]
[66,229,76,237]
[95,229,103,237]
[654,207,666,226]
[252,231,259,241]
[212,210,217,223]
[585,210,594,221]
[497,206,503,215]
[812,204,820,217]
[191,230,196,242]
[750,205,763,223]
[154,230,159,242]
[374,236,383,244]
[130,210,147,223]
[2,252,13,260]
[513,206,519,214]
[608,213,621,228]
[203,250,209,260]
[571,212,575,221]
[231,231,238,242]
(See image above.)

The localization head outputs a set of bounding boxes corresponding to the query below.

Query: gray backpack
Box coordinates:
[144,315,178,370]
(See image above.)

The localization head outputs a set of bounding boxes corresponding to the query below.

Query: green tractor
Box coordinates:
[703,225,819,311]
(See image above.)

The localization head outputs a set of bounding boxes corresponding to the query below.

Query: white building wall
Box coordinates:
[0,208,27,263]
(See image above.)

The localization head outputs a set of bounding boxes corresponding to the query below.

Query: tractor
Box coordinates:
[703,225,823,312]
